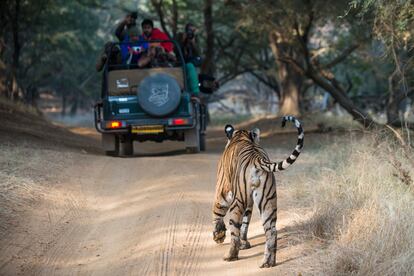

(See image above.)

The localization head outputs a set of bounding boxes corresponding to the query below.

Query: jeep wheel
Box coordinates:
[105,147,119,157]
[186,146,200,153]
[200,132,206,151]
[119,137,134,156]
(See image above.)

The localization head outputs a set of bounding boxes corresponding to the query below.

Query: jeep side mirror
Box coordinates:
[198,74,218,94]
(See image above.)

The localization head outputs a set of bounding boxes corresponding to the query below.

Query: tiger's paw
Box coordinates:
[259,256,276,268]
[213,230,226,243]
[213,221,226,244]
[223,246,239,261]
[240,240,251,250]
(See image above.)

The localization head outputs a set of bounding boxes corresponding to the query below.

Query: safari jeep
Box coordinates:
[94,40,213,156]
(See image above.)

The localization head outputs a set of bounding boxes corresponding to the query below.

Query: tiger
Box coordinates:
[212,115,304,268]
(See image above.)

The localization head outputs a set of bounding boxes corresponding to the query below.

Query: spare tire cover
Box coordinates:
[137,73,181,117]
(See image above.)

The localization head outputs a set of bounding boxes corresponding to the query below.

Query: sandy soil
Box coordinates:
[0,127,322,276]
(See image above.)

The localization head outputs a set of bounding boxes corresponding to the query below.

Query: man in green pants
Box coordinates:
[177,23,201,96]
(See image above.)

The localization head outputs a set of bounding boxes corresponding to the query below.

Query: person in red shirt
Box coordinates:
[138,19,176,67]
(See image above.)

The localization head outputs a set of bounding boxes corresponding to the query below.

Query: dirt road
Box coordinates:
[1,131,313,276]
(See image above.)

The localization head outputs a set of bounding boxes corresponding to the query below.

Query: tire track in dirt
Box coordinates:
[25,191,90,275]
[157,192,184,276]
[180,208,207,276]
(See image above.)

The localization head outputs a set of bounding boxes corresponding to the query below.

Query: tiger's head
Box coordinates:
[224,124,260,147]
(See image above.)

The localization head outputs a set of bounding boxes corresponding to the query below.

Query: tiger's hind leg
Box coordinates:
[259,208,277,268]
[223,202,243,261]
[240,207,252,250]
[212,201,229,244]
[253,182,277,268]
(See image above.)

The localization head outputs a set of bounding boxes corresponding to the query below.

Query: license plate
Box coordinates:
[131,125,164,134]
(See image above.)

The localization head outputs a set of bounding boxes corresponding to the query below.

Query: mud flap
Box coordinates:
[184,124,200,153]
[102,133,117,151]
[185,102,201,153]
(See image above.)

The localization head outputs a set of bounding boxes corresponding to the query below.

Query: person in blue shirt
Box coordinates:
[115,12,150,66]
[96,12,142,71]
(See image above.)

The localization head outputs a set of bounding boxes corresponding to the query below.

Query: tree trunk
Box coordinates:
[61,93,67,116]
[70,93,79,116]
[269,33,302,116]
[386,71,400,124]
[171,0,178,39]
[25,85,38,107]
[0,60,6,97]
[9,0,21,101]
[0,37,6,97]
[386,44,413,126]
[151,0,172,39]
[386,87,414,129]
[277,62,302,116]
[201,0,215,75]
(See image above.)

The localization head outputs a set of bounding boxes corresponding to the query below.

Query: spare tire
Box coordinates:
[137,73,181,117]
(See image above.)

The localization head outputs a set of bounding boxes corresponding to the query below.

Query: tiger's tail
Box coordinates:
[258,116,304,172]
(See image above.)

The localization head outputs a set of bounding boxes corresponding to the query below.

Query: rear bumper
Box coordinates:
[95,118,195,134]
[94,102,196,134]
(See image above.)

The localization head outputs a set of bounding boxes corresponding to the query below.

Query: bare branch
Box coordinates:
[322,44,360,69]
[151,0,172,39]
[277,56,306,75]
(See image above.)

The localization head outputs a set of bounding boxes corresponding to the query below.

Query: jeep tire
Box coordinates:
[200,132,206,151]
[119,136,134,156]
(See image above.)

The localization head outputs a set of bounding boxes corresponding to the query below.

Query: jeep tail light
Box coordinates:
[168,118,190,126]
[106,121,122,129]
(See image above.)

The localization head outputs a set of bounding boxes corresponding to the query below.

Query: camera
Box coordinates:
[129,12,138,19]
[186,29,194,39]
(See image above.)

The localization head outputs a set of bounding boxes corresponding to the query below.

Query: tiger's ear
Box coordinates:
[250,128,260,143]
[224,124,234,140]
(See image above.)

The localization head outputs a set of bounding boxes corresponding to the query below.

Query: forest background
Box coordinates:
[0,0,413,128]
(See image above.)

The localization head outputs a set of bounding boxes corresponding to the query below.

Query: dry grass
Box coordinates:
[0,96,40,116]
[292,131,414,275]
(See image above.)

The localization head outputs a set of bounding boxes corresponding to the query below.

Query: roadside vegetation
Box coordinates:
[290,129,414,275]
